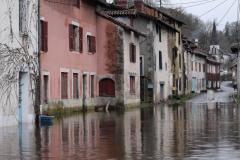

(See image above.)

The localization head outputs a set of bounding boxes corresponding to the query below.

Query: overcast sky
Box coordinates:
[159,0,238,30]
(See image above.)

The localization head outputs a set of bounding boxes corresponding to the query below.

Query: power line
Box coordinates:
[199,0,230,17]
[217,0,237,25]
[163,0,220,9]
[162,0,217,6]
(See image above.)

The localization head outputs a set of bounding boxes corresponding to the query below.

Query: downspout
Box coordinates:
[35,0,41,124]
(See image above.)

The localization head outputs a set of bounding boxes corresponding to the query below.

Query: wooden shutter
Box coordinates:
[130,76,135,94]
[133,44,136,63]
[69,24,74,51]
[61,73,68,99]
[159,51,162,69]
[73,73,79,99]
[41,21,48,52]
[76,0,80,8]
[90,36,96,53]
[79,27,83,53]
[130,43,136,63]
[130,43,133,62]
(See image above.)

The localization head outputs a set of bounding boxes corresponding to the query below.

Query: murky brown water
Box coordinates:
[1,102,240,160]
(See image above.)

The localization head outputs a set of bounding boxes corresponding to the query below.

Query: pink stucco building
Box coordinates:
[40,0,144,109]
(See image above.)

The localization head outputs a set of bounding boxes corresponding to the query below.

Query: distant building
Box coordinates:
[106,0,184,102]
[183,38,207,93]
[207,21,221,90]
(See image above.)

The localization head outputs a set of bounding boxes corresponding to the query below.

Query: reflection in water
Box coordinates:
[1,103,240,159]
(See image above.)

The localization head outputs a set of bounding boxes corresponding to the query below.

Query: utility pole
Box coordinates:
[160,0,162,7]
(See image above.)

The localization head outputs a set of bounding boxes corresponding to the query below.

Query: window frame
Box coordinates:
[130,76,136,94]
[130,43,136,63]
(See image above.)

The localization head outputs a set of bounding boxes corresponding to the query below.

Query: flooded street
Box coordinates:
[1,103,240,159]
[1,82,240,159]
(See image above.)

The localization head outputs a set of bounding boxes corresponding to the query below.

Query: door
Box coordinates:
[43,75,49,104]
[192,78,196,92]
[82,74,87,108]
[160,83,164,100]
[19,72,29,124]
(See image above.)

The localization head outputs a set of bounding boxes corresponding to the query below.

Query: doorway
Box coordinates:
[19,72,29,124]
[82,74,87,108]
[43,75,49,104]
[160,83,164,101]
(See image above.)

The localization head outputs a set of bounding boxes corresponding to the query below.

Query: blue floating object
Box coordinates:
[39,115,54,126]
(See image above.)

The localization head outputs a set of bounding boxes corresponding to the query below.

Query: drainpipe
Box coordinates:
[35,0,41,124]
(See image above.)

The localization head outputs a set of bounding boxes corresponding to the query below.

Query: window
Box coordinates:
[61,72,68,99]
[179,78,182,91]
[74,0,80,8]
[87,35,96,53]
[195,62,197,71]
[156,24,161,42]
[140,56,144,76]
[178,33,181,45]
[159,51,162,70]
[73,73,79,99]
[191,61,193,71]
[99,78,115,97]
[199,63,201,72]
[43,75,49,104]
[130,43,136,63]
[179,55,181,69]
[41,20,48,52]
[130,76,135,94]
[90,75,94,98]
[69,24,83,52]
[19,0,26,33]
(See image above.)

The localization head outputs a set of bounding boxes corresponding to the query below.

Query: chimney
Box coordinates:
[114,0,128,8]
[194,39,198,47]
[115,0,140,8]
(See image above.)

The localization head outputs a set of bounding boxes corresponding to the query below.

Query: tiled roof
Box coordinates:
[102,9,180,33]
[96,11,146,37]
[103,9,137,16]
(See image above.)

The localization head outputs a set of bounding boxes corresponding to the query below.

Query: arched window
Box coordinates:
[99,78,115,97]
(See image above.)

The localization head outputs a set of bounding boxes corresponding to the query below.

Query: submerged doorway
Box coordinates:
[160,83,164,101]
[82,74,87,108]
[19,72,29,124]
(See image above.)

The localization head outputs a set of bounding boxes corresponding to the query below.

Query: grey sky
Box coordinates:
[160,0,238,30]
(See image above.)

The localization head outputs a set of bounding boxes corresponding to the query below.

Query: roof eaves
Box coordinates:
[96,11,146,37]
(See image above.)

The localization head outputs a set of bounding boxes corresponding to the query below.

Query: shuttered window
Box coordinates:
[130,76,135,94]
[87,35,96,53]
[130,43,136,63]
[61,72,68,99]
[73,73,79,99]
[159,51,162,70]
[79,27,83,52]
[69,24,83,53]
[90,75,95,98]
[99,78,115,97]
[74,0,80,8]
[41,20,48,52]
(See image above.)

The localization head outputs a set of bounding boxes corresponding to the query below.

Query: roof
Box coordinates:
[102,9,181,33]
[96,11,146,37]
[207,57,221,64]
[192,49,207,57]
[140,3,185,24]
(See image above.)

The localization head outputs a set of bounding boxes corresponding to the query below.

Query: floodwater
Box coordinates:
[1,102,240,160]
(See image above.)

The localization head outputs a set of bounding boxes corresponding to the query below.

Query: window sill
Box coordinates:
[40,51,47,54]
[70,51,81,54]
[99,95,115,98]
